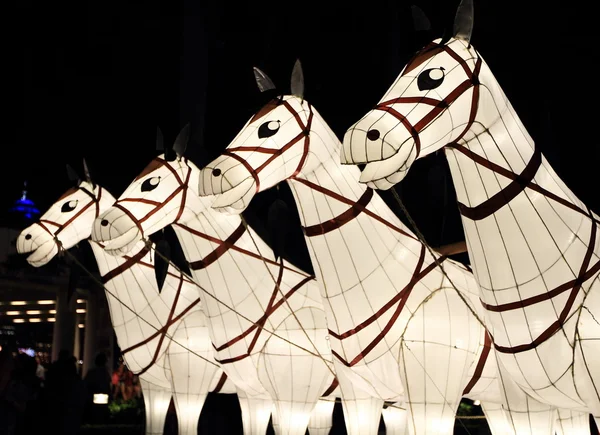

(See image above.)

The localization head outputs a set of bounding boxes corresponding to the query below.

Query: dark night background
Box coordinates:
[2,1,600,433]
[3,0,600,266]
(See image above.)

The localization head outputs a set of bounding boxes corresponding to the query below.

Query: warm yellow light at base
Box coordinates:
[93,394,109,404]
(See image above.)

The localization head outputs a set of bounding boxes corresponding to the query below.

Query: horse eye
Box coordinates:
[258,120,281,139]
[141,177,161,192]
[61,200,78,213]
[417,67,445,91]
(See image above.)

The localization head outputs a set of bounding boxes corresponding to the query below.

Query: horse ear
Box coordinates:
[173,123,190,157]
[411,5,431,32]
[82,158,95,188]
[290,59,304,100]
[253,67,276,93]
[66,164,81,185]
[156,127,164,151]
[453,0,474,44]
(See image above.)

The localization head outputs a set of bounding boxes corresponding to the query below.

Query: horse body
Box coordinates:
[341,1,600,430]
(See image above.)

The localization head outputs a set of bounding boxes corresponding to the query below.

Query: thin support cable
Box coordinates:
[390,188,487,329]
[143,237,335,363]
[238,213,337,378]
[59,242,220,368]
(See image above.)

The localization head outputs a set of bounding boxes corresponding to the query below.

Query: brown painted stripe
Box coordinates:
[330,246,426,341]
[332,252,445,367]
[321,378,339,397]
[211,372,228,393]
[403,44,444,75]
[121,297,201,355]
[304,189,374,237]
[292,178,417,241]
[462,331,492,395]
[101,246,150,283]
[482,258,600,312]
[135,274,185,374]
[55,197,96,236]
[456,146,543,221]
[449,143,592,220]
[214,275,313,364]
[176,223,313,279]
[493,220,597,354]
[189,223,246,270]
[112,202,146,238]
[227,146,280,154]
[374,104,421,157]
[246,261,285,354]
[222,150,261,193]
[117,198,162,207]
[291,104,313,178]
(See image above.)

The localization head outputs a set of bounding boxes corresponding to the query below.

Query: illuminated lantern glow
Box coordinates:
[342,0,600,432]
[16,177,234,435]
[93,393,109,404]
[90,129,339,435]
[196,63,496,435]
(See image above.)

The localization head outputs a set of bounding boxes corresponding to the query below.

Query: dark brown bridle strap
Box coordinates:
[291,177,450,365]
[321,378,339,397]
[224,100,313,186]
[101,245,151,283]
[462,331,492,395]
[491,216,597,354]
[175,222,312,278]
[211,372,228,393]
[97,240,201,372]
[96,241,195,285]
[222,150,262,192]
[214,262,314,365]
[113,157,191,235]
[121,272,201,372]
[188,222,246,270]
[451,144,543,220]
[291,178,417,241]
[374,44,482,159]
[448,143,597,224]
[38,185,103,238]
[331,247,448,367]
[303,189,374,237]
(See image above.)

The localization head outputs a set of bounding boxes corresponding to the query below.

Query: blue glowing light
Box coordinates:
[9,182,40,220]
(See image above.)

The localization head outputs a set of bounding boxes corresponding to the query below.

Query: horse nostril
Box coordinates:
[101,219,109,227]
[212,168,222,177]
[25,234,32,240]
[367,129,380,141]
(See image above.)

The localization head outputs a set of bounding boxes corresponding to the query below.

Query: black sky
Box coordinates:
[4,0,600,267]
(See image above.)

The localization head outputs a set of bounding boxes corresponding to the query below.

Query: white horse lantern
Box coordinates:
[342,0,600,432]
[90,130,342,435]
[194,61,504,435]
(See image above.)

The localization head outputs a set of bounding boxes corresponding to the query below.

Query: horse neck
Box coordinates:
[443,62,596,293]
[289,113,433,294]
[88,240,175,332]
[171,202,307,314]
